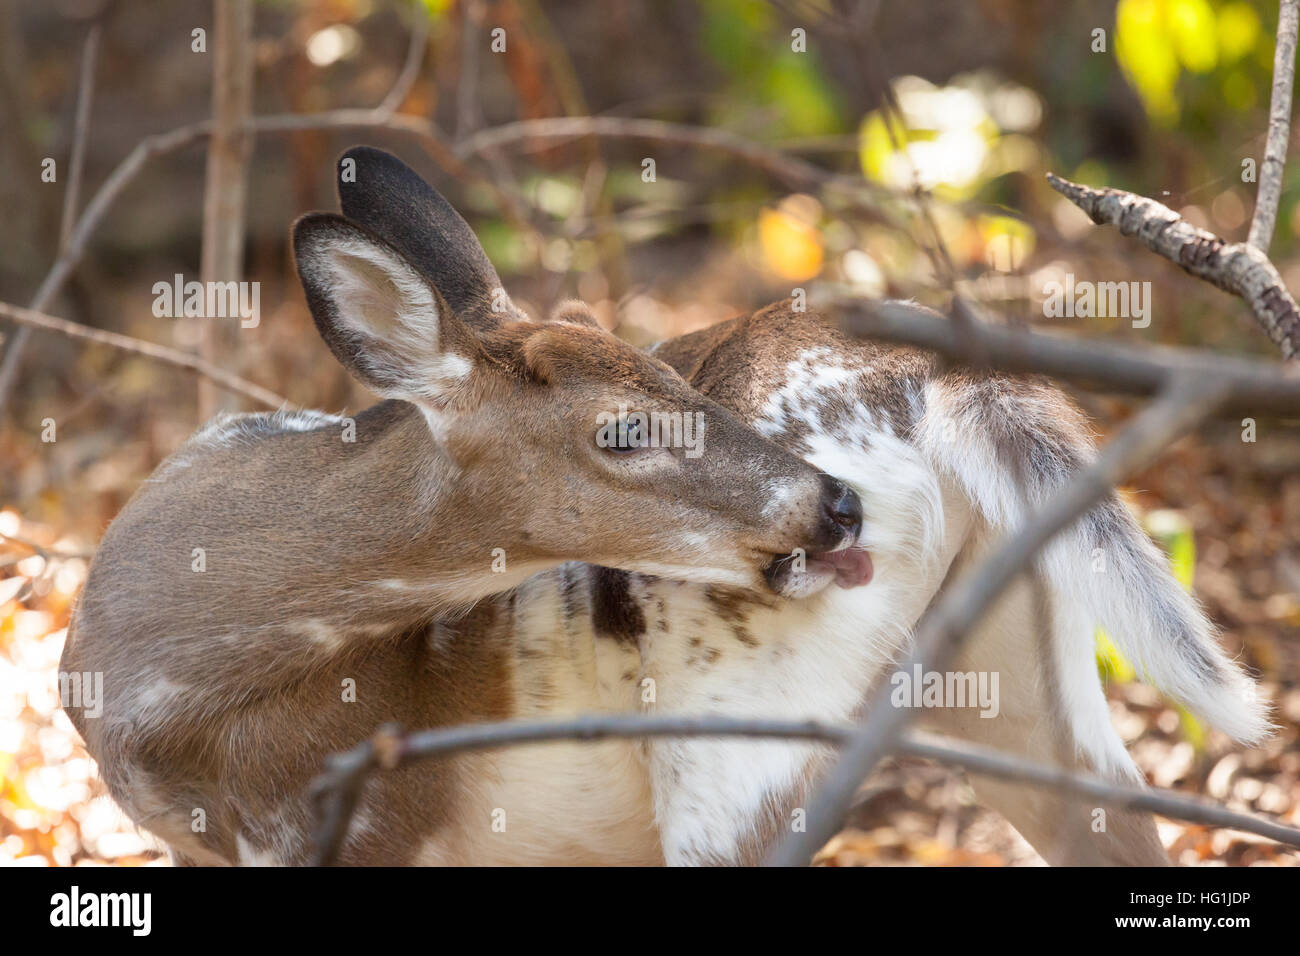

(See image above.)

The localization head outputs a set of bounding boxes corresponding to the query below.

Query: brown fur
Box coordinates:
[61,160,862,865]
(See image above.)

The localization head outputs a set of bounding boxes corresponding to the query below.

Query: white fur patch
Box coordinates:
[128,677,189,728]
[754,348,870,439]
[643,393,956,864]
[291,617,345,654]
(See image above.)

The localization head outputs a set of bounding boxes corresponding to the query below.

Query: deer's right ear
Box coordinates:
[292,213,483,406]
[336,146,514,325]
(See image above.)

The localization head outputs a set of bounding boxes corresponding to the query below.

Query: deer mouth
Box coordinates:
[762,544,873,598]
[807,546,874,589]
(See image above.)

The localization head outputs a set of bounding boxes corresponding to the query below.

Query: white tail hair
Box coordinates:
[917,374,1272,762]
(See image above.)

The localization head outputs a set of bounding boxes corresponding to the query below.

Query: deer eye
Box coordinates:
[599,416,650,455]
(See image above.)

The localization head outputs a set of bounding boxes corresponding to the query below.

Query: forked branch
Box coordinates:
[1048,173,1300,360]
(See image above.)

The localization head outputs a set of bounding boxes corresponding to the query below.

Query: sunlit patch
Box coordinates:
[305,25,361,67]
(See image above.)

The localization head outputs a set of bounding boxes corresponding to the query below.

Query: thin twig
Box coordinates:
[1049,172,1300,359]
[377,0,429,118]
[0,531,94,565]
[454,0,482,138]
[766,374,1231,865]
[305,714,1300,866]
[1248,0,1299,252]
[0,301,287,408]
[58,22,101,251]
[0,17,105,415]
[899,731,1300,849]
[454,116,878,196]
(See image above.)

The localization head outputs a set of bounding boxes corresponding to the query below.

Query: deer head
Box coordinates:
[293,147,861,596]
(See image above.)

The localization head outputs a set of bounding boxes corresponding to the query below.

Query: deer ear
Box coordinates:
[292,213,482,405]
[336,146,514,324]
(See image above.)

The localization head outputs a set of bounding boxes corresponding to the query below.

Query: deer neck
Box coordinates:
[172,401,554,628]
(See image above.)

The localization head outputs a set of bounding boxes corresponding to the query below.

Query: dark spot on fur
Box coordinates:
[703,586,766,647]
[590,566,646,645]
[704,585,760,623]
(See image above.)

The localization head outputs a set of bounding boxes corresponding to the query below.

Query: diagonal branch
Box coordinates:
[1048,173,1300,359]
[765,373,1231,866]
[0,300,287,409]
[834,298,1300,414]
[1249,0,1299,252]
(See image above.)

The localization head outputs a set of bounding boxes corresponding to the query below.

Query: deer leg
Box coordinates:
[922,576,1170,866]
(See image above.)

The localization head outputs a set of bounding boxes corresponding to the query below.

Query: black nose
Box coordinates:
[819,475,863,545]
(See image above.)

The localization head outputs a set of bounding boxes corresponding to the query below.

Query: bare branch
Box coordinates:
[453,116,878,197]
[0,7,454,425]
[376,0,430,119]
[834,298,1300,415]
[900,731,1300,850]
[0,531,94,567]
[1048,172,1300,359]
[766,374,1231,866]
[0,18,105,416]
[305,714,1300,866]
[0,300,287,409]
[58,21,101,251]
[1249,0,1299,252]
[454,0,483,137]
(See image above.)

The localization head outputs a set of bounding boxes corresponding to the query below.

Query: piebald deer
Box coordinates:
[59,149,867,865]
[637,302,1269,865]
[191,298,1262,867]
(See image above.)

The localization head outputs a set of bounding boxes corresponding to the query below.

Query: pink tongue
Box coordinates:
[815,547,873,589]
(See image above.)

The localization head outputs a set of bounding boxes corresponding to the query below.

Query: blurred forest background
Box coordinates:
[1,0,1298,866]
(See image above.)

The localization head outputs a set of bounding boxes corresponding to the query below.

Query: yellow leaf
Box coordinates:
[1169,0,1218,73]
[1116,0,1182,124]
[758,204,824,281]
[1217,2,1261,62]
[1096,628,1137,682]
